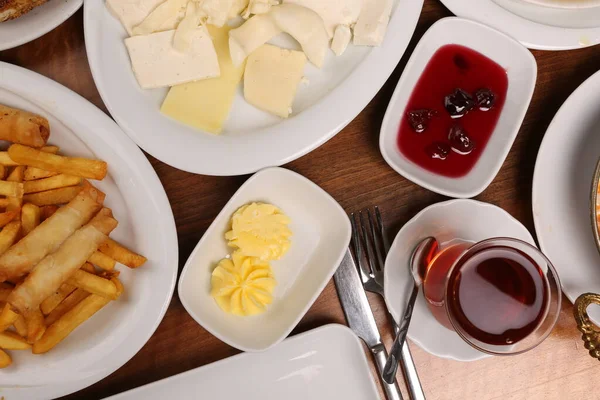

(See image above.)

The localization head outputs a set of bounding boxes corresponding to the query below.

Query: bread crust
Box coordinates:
[0,0,49,22]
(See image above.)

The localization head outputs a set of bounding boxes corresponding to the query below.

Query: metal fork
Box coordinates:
[350,207,426,400]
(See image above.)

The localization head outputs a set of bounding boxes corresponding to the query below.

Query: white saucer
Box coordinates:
[533,70,600,324]
[383,199,535,361]
[440,0,600,50]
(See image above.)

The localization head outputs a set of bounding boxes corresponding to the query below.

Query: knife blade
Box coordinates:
[334,249,403,400]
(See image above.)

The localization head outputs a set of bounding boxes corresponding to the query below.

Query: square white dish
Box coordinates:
[83,0,424,175]
[178,167,351,351]
[105,324,379,400]
[379,17,537,198]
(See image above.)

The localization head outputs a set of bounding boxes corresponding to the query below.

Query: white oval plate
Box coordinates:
[383,199,535,361]
[106,324,379,400]
[0,62,178,400]
[179,167,351,352]
[0,0,82,51]
[440,0,600,50]
[83,0,423,175]
[532,70,600,324]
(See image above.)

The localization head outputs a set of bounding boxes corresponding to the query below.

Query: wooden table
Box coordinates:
[2,1,600,399]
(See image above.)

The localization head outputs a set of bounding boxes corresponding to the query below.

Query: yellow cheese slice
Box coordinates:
[161,25,245,134]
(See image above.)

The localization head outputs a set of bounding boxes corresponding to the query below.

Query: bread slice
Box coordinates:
[0,0,49,22]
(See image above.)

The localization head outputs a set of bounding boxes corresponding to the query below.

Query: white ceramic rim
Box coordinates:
[0,0,82,51]
[440,0,600,50]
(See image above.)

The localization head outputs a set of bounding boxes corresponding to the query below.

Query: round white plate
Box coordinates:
[83,0,423,175]
[532,70,600,324]
[0,62,178,400]
[383,199,535,361]
[0,0,82,51]
[440,0,600,50]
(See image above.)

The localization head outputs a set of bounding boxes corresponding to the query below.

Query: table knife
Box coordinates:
[334,249,403,400]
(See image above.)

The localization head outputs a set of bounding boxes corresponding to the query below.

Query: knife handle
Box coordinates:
[372,344,403,400]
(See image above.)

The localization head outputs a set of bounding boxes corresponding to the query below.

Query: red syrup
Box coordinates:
[397,44,509,178]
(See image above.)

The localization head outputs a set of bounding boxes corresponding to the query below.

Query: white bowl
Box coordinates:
[379,17,537,198]
[494,0,600,29]
[519,0,600,8]
[178,167,351,352]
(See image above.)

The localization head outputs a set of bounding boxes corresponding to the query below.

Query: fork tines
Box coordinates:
[350,207,388,287]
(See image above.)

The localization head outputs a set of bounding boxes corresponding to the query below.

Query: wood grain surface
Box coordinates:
[2,1,600,399]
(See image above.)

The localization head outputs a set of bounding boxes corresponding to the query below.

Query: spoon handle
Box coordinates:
[383,285,419,385]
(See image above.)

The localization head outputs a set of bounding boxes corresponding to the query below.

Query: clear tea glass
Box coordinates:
[423,237,561,355]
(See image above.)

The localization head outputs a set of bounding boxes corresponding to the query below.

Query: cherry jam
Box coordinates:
[397,45,509,178]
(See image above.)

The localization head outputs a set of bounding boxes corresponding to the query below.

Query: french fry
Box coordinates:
[0,181,23,198]
[67,270,118,300]
[8,144,108,180]
[82,180,106,204]
[0,165,6,180]
[24,308,46,344]
[13,315,27,337]
[24,174,82,194]
[88,251,116,271]
[0,222,20,255]
[40,283,77,315]
[21,203,40,235]
[0,282,13,302]
[99,238,147,269]
[40,205,58,221]
[0,152,19,167]
[23,186,82,206]
[0,209,20,229]
[44,288,90,326]
[34,282,121,354]
[6,166,25,212]
[24,145,60,181]
[0,349,11,368]
[81,262,96,274]
[0,187,102,281]
[0,331,31,350]
[8,208,118,314]
[0,199,9,209]
[0,303,18,332]
[0,104,50,147]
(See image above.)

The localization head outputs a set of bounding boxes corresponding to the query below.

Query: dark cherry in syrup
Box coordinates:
[475,88,496,111]
[425,142,451,160]
[407,109,437,133]
[448,125,475,155]
[444,88,475,119]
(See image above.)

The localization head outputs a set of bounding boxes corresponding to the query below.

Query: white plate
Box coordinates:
[179,167,351,351]
[379,17,536,198]
[440,0,600,50]
[0,0,82,51]
[383,199,535,361]
[83,0,423,175]
[494,0,600,29]
[105,324,379,400]
[0,62,178,399]
[533,70,600,324]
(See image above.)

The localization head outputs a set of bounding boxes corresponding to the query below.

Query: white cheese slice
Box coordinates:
[229,0,249,19]
[106,0,172,36]
[173,1,206,52]
[132,0,188,35]
[269,4,329,68]
[125,27,220,89]
[331,24,351,56]
[353,0,392,46]
[229,13,281,67]
[244,44,306,118]
[202,0,234,27]
[282,0,362,37]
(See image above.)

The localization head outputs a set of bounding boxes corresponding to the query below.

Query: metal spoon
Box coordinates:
[382,237,439,385]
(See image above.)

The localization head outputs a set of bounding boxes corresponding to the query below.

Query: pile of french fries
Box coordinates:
[0,104,147,367]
